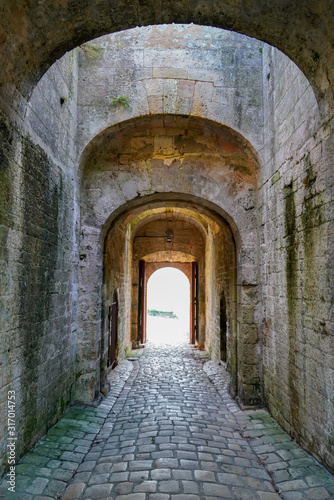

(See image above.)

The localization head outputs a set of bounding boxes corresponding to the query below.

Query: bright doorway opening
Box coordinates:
[147,267,190,345]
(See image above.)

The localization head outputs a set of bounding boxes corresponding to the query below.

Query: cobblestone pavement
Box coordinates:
[1,342,334,500]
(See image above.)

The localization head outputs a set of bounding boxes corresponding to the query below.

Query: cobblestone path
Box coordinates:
[1,343,334,500]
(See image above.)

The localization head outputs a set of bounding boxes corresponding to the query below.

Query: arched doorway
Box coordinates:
[146,267,190,345]
[79,114,260,407]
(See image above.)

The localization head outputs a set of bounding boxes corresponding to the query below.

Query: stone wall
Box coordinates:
[208,225,238,396]
[0,13,333,477]
[260,45,334,470]
[100,218,132,395]
[0,52,79,476]
[77,25,264,157]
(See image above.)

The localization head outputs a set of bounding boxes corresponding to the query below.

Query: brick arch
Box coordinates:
[1,3,333,108]
[78,188,261,410]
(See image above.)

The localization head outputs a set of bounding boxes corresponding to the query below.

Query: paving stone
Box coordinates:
[158,480,180,493]
[115,495,146,500]
[88,473,110,484]
[2,343,334,500]
[171,496,200,500]
[172,469,193,480]
[84,483,113,497]
[217,472,243,486]
[156,458,179,468]
[134,480,157,492]
[148,495,170,500]
[231,487,258,499]
[51,469,75,483]
[129,471,150,481]
[72,471,92,483]
[279,493,304,500]
[200,460,219,471]
[257,492,281,499]
[179,460,199,470]
[62,482,86,499]
[43,479,67,496]
[111,462,128,472]
[114,482,134,494]
[202,482,233,497]
[182,480,199,493]
[129,460,153,470]
[151,468,172,480]
[194,469,216,482]
[277,479,308,491]
[305,487,331,499]
[25,477,49,494]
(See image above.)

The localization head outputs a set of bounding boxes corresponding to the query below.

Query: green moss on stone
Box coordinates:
[271,171,281,186]
[111,95,130,108]
[301,153,325,311]
[284,181,300,432]
[80,43,103,60]
[19,135,63,450]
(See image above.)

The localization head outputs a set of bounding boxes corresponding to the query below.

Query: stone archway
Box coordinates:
[81,193,259,408]
[1,2,334,476]
[78,113,261,407]
[1,2,333,110]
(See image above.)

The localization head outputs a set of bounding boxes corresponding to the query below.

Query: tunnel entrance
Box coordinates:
[146,267,190,345]
[80,115,261,407]
[97,196,253,404]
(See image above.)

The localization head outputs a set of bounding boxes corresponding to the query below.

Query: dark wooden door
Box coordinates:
[190,262,198,344]
[137,260,147,344]
[220,292,227,362]
[108,290,118,368]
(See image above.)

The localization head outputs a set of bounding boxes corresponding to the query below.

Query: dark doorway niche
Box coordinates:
[220,291,227,363]
[108,290,118,368]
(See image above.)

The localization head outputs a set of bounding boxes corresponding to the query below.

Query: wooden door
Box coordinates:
[137,260,147,344]
[108,290,118,368]
[220,292,227,362]
[190,262,198,344]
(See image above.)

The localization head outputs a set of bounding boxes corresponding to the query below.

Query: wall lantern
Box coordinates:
[165,229,173,243]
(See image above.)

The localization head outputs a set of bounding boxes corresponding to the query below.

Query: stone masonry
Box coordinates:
[0,4,334,486]
[1,343,334,499]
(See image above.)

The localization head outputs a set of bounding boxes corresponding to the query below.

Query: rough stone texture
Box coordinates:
[0,11,333,484]
[79,113,260,406]
[1,344,333,499]
[0,52,79,477]
[260,45,334,471]
[0,0,333,114]
[77,25,264,155]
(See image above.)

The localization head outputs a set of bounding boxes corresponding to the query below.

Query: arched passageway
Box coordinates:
[1,8,334,478]
[99,197,242,404]
[77,111,260,415]
[1,1,333,111]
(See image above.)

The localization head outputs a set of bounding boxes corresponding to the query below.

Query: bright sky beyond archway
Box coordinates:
[147,267,190,345]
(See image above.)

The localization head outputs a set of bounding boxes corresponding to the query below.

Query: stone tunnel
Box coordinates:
[0,3,334,496]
